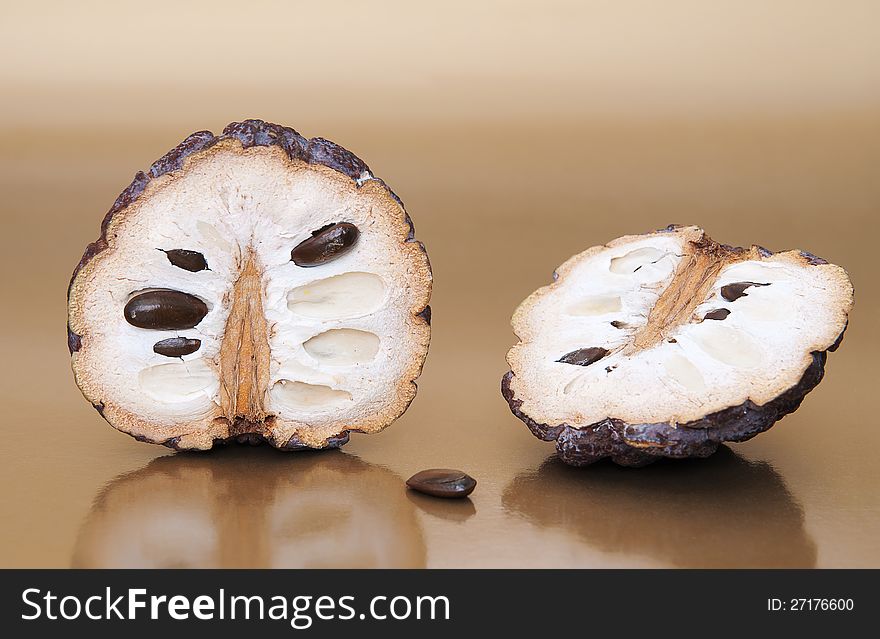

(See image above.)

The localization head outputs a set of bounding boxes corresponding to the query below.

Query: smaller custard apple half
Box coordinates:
[502,225,853,467]
[68,120,431,451]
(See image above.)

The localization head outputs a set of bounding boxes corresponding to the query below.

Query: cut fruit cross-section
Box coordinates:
[68,119,431,451]
[502,225,853,467]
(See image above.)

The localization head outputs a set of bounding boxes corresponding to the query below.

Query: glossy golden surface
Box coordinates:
[1,0,878,567]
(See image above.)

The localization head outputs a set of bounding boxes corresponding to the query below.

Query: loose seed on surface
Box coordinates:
[406,469,477,499]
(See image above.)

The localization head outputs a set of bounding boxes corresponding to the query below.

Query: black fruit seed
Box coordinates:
[704,308,731,321]
[163,249,208,272]
[721,281,769,302]
[124,290,209,330]
[557,347,609,366]
[291,222,359,267]
[406,469,477,499]
[153,337,202,357]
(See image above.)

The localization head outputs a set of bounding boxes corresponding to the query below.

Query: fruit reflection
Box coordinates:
[502,447,816,567]
[72,448,425,568]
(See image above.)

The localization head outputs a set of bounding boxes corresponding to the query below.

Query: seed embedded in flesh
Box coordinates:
[557,347,609,366]
[153,337,202,357]
[124,290,209,330]
[291,222,360,267]
[406,469,477,499]
[162,249,208,272]
[703,308,731,321]
[721,281,769,302]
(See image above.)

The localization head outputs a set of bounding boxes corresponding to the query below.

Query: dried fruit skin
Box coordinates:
[502,225,853,467]
[68,119,431,451]
[291,222,360,267]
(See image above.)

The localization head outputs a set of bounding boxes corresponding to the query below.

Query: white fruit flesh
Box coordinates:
[506,226,852,429]
[69,139,431,449]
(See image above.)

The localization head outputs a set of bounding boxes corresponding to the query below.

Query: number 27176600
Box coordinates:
[768,598,854,611]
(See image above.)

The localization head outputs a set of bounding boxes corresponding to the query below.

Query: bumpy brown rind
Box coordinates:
[501,236,849,467]
[68,119,430,450]
[503,348,836,467]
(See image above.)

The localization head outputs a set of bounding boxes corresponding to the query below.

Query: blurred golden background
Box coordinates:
[0,0,878,567]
